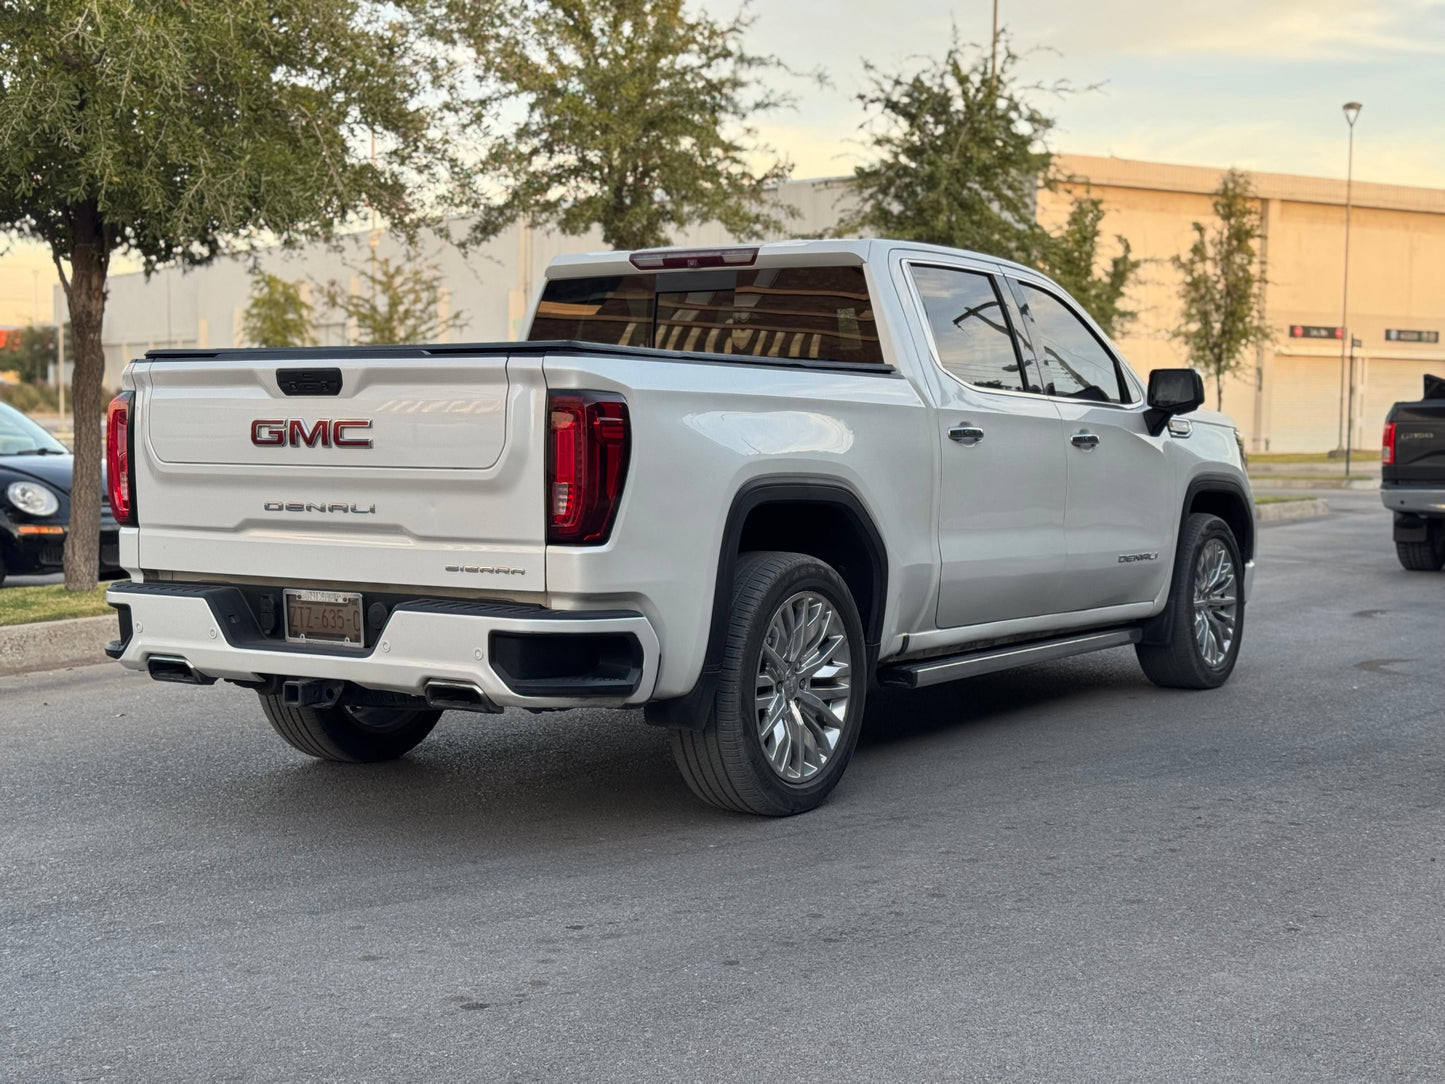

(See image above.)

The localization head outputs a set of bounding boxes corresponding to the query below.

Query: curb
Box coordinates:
[0,615,116,677]
[1248,475,1380,490]
[1256,497,1331,524]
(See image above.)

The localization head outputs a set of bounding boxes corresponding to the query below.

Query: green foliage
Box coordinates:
[1172,169,1270,410]
[0,0,464,589]
[1042,197,1141,338]
[1,323,71,384]
[844,34,1140,336]
[321,252,464,345]
[460,0,798,250]
[243,273,314,348]
[842,36,1054,265]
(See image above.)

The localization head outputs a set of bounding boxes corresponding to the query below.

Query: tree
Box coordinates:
[844,34,1141,335]
[459,0,798,250]
[1042,196,1141,338]
[320,252,464,345]
[842,36,1054,265]
[0,1,462,590]
[1,322,72,385]
[242,273,314,349]
[1172,169,1270,410]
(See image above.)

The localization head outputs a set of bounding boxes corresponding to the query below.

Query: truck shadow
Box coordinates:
[203,654,1151,858]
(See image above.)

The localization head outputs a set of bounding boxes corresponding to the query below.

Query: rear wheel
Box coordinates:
[1396,521,1445,571]
[258,693,441,762]
[671,551,867,816]
[1136,513,1244,690]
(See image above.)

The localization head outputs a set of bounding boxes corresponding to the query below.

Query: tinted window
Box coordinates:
[910,265,1030,392]
[528,266,884,367]
[1020,285,1131,403]
[528,274,654,347]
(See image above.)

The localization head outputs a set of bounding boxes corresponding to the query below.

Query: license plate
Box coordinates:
[283,589,364,647]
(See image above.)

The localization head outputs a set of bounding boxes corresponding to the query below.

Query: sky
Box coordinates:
[706,0,1445,187]
[4,0,1443,328]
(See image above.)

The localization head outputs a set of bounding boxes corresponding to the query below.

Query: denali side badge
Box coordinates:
[251,419,373,448]
[1118,552,1160,563]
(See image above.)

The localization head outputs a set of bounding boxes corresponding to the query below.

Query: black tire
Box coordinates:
[1396,521,1445,571]
[671,551,868,816]
[1136,513,1245,690]
[258,692,441,763]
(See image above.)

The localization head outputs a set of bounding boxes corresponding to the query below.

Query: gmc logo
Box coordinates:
[251,419,372,448]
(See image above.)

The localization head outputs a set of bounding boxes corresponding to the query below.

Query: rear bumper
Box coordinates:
[105,581,660,708]
[1381,486,1445,515]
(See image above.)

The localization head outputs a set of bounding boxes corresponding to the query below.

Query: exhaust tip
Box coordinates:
[425,680,502,714]
[146,655,216,686]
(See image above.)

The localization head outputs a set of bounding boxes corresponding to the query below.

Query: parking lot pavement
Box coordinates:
[3,490,1443,1082]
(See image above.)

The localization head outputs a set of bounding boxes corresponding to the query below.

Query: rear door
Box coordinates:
[1008,277,1173,611]
[132,352,547,592]
[901,258,1069,628]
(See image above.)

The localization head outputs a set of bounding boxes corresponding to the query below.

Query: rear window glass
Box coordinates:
[528,266,885,367]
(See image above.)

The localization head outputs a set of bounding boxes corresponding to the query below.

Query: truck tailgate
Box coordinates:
[131,353,546,592]
[1386,399,1445,485]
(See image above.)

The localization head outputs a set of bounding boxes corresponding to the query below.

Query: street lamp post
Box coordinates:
[1336,101,1362,458]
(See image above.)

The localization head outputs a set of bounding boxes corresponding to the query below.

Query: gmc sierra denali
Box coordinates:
[104,239,1255,815]
[1382,373,1445,571]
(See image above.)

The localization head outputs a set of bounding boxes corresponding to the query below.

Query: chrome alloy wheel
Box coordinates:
[754,591,853,784]
[1192,538,1238,668]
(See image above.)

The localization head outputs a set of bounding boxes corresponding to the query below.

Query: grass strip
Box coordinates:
[0,584,112,627]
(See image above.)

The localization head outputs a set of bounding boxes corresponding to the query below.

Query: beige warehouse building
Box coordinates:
[1043,155,1445,453]
[60,155,1445,454]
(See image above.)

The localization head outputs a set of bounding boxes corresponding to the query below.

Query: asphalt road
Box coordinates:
[4,491,1443,1082]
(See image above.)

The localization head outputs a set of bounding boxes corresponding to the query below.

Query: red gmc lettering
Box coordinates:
[250,418,373,448]
[251,419,286,446]
[332,420,373,448]
[289,419,331,448]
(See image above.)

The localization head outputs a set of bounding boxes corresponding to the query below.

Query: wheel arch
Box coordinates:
[644,476,889,730]
[1184,475,1255,563]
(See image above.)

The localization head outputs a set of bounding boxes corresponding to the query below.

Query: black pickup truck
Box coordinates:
[1382,374,1445,570]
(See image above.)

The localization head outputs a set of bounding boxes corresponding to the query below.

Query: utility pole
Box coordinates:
[1335,101,1362,452]
[990,0,1000,83]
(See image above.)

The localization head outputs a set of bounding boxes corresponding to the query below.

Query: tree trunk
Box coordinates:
[59,203,111,593]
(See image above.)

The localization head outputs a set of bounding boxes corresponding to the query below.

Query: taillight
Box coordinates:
[106,391,136,526]
[546,392,630,544]
[1382,421,1396,466]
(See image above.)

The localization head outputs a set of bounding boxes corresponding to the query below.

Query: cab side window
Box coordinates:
[910,265,1034,393]
[1018,284,1132,404]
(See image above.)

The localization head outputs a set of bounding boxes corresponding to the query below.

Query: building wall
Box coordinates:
[68,158,1445,452]
[1044,155,1445,452]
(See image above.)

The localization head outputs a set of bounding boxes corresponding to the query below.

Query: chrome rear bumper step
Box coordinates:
[878,628,1142,690]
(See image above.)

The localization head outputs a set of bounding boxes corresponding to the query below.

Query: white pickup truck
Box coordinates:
[105,239,1254,815]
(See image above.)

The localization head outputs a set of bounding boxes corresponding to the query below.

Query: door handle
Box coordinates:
[949,425,985,446]
[1070,431,1100,449]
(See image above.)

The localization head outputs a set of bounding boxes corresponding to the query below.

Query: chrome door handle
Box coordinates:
[1070,431,1100,449]
[949,425,985,446]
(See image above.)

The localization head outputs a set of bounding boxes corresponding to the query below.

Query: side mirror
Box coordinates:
[1145,368,1205,435]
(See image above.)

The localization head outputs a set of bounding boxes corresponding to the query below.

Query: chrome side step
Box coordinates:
[878,628,1142,690]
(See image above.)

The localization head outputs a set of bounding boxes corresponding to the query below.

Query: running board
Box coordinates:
[878,628,1142,690]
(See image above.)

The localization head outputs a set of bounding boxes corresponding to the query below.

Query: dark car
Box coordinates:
[0,401,120,585]
[1381,373,1445,571]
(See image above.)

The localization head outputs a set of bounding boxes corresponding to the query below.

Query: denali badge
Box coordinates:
[264,501,376,514]
[445,564,526,576]
[1118,552,1159,563]
[251,419,373,448]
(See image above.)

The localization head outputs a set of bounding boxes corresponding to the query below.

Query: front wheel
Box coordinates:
[672,551,867,816]
[258,692,441,762]
[1136,513,1245,690]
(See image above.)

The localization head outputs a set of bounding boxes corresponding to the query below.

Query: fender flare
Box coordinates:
[644,475,889,730]
[1141,473,1254,646]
